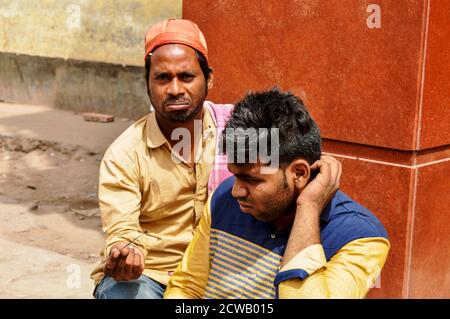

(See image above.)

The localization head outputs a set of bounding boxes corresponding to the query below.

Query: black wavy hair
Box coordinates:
[222,87,321,166]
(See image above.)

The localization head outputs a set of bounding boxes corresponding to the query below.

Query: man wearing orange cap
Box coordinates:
[90,19,233,299]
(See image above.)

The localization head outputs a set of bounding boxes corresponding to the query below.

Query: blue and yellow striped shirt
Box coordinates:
[165,177,390,299]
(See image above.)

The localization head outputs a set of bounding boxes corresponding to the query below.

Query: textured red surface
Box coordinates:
[335,156,411,298]
[184,0,449,298]
[418,0,450,149]
[408,160,450,298]
[184,1,427,150]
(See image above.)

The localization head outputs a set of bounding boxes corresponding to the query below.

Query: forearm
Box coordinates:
[281,204,321,267]
[101,193,148,258]
[99,158,149,258]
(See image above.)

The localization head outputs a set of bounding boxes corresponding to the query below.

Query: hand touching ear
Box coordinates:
[296,155,342,210]
[282,155,342,267]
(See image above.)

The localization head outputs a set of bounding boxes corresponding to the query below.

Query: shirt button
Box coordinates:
[251,274,257,279]
[188,170,193,174]
[271,234,276,239]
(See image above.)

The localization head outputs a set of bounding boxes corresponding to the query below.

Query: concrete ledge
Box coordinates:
[0,52,150,119]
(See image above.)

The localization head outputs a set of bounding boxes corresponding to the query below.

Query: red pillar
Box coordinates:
[184,0,450,298]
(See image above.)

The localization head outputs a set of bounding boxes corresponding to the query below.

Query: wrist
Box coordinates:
[295,203,322,222]
[296,201,322,212]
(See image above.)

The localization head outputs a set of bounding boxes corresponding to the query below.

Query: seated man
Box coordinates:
[164,88,390,299]
[90,19,233,299]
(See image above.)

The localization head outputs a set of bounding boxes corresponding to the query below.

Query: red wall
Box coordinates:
[184,0,450,298]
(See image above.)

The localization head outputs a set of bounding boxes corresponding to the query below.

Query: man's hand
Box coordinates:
[281,155,342,267]
[296,155,342,211]
[103,242,145,281]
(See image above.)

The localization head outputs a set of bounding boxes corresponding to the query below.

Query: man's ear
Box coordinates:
[207,68,214,90]
[289,159,311,190]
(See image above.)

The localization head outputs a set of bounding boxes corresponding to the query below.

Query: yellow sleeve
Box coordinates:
[164,194,213,299]
[277,237,390,299]
[99,158,150,259]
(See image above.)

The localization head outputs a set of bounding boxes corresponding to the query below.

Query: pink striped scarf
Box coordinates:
[204,101,234,193]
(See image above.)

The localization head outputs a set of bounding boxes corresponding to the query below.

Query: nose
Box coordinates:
[231,179,248,199]
[167,78,184,97]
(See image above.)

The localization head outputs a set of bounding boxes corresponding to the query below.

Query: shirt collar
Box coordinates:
[145,112,166,149]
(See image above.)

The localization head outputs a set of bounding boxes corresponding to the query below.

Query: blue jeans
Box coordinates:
[94,275,166,299]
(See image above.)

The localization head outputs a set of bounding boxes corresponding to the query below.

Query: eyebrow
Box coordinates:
[153,70,170,75]
[234,173,257,179]
[179,71,195,75]
[153,70,195,77]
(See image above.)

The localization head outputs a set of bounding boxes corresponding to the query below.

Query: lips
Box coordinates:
[238,200,251,207]
[166,104,190,111]
[238,201,253,213]
[164,100,191,111]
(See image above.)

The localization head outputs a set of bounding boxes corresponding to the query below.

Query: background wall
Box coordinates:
[0,0,182,118]
[1,0,448,298]
[183,0,450,298]
[0,0,181,66]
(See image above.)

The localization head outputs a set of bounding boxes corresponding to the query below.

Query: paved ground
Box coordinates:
[0,102,132,298]
[0,102,132,152]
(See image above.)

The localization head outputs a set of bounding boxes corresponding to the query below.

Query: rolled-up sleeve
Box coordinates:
[275,244,327,285]
[276,237,390,299]
[99,157,150,259]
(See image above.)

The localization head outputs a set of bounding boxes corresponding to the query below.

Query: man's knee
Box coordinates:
[94,275,165,299]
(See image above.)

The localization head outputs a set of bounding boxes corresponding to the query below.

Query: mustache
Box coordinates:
[163,98,191,106]
[237,198,251,204]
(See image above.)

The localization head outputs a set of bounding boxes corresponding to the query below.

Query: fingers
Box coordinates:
[310,157,331,186]
[132,251,144,279]
[308,155,341,204]
[104,243,145,281]
[113,247,129,281]
[311,155,341,187]
[321,155,342,190]
[309,158,322,173]
[104,247,120,277]
[296,155,343,210]
[123,246,136,280]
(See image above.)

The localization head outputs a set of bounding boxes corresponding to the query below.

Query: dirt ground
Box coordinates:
[0,103,131,298]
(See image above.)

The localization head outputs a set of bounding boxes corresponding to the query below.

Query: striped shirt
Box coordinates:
[165,177,390,299]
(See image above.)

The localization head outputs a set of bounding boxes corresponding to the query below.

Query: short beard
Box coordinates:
[147,87,208,122]
[163,102,204,122]
[255,171,296,222]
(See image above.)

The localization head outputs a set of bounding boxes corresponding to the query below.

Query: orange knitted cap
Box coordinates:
[144,18,208,62]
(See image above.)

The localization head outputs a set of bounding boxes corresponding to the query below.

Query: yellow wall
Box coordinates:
[0,0,182,66]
